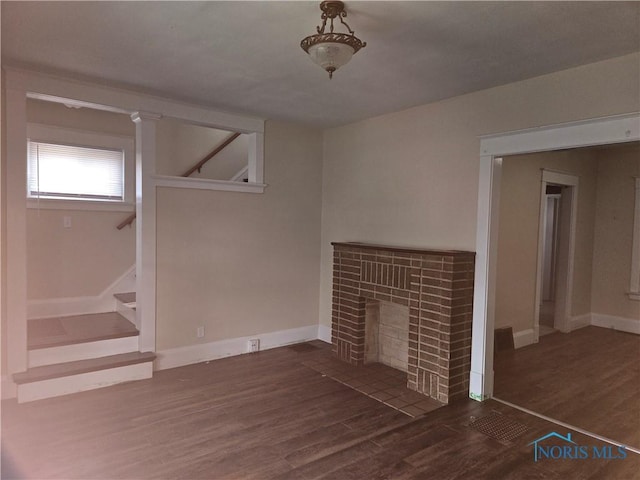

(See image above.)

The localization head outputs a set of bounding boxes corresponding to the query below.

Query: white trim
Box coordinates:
[470,155,501,401]
[153,174,266,193]
[6,81,29,378]
[591,313,640,335]
[27,265,135,319]
[480,113,640,156]
[132,113,158,353]
[513,329,535,349]
[1,376,17,400]
[318,324,332,344]
[569,313,592,331]
[27,199,135,212]
[16,362,153,403]
[229,165,249,182]
[248,132,265,184]
[155,325,320,371]
[472,112,640,402]
[28,336,139,368]
[533,170,579,336]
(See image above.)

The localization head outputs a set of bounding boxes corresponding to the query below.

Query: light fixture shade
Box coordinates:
[301,1,366,79]
[307,42,355,75]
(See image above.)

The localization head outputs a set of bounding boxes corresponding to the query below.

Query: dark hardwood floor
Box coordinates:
[3,340,639,479]
[494,326,640,450]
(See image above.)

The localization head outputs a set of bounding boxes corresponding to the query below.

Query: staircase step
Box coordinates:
[14,352,155,403]
[28,335,140,368]
[114,292,136,304]
[114,292,137,326]
[28,312,138,350]
[14,351,156,384]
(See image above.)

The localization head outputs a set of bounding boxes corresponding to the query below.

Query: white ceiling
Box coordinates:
[2,1,639,128]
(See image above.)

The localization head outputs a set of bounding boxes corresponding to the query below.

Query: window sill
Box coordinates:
[153,175,266,193]
[27,198,135,212]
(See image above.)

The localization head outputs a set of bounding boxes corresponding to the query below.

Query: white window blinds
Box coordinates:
[27,141,125,201]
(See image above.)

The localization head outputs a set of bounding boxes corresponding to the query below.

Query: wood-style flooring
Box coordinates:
[494,326,640,450]
[3,340,639,479]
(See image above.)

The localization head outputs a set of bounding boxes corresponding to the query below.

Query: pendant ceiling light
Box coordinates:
[301,1,366,79]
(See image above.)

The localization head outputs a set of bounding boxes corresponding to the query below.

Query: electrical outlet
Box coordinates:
[63,216,72,229]
[196,326,205,338]
[249,339,260,353]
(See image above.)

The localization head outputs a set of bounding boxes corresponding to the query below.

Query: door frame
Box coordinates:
[469,112,640,402]
[2,68,264,398]
[534,171,579,340]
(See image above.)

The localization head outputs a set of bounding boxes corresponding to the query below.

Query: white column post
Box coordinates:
[469,155,502,401]
[131,112,160,353]
[5,83,28,381]
[247,132,264,184]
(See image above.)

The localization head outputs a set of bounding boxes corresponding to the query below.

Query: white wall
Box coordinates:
[591,144,640,322]
[155,120,323,350]
[319,53,640,328]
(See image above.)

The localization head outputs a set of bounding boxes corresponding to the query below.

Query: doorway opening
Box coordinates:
[539,185,561,336]
[533,171,579,340]
[491,142,640,453]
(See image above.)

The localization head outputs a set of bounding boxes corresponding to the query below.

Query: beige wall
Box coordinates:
[25,100,135,300]
[156,118,247,180]
[591,144,640,321]
[495,150,599,333]
[27,210,135,299]
[319,53,640,328]
[155,120,323,350]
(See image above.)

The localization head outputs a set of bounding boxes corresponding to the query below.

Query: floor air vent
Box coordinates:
[468,412,529,444]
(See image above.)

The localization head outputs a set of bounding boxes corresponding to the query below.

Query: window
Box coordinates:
[26,124,134,210]
[28,141,124,201]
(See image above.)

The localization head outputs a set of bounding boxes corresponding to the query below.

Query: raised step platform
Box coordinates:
[113,292,136,304]
[28,312,138,350]
[14,352,155,403]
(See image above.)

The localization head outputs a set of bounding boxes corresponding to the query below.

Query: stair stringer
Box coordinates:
[27,265,136,320]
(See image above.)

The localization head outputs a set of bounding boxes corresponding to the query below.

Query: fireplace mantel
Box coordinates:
[331,242,473,256]
[331,242,475,404]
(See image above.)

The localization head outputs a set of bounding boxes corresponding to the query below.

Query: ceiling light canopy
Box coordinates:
[301,1,366,79]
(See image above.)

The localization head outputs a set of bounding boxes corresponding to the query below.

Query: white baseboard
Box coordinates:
[591,313,640,334]
[569,313,592,331]
[155,324,321,371]
[2,375,17,400]
[317,324,332,344]
[513,328,535,349]
[27,265,135,319]
[469,369,493,402]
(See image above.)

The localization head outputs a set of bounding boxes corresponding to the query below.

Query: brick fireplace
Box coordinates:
[331,242,475,404]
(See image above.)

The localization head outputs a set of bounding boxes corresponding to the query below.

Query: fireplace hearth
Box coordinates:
[331,242,475,404]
